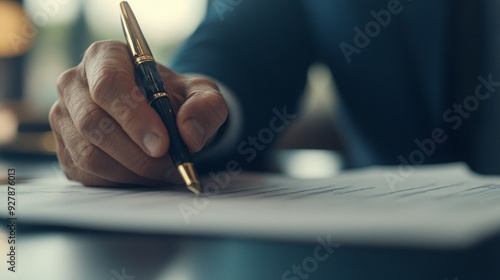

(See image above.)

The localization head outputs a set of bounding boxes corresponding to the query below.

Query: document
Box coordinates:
[1,162,500,248]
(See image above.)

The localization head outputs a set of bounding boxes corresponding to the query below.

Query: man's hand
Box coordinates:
[49,40,228,186]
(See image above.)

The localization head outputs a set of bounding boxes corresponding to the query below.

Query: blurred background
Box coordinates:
[0,0,206,155]
[0,0,342,178]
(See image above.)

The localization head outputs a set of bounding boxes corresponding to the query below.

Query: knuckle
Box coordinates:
[76,143,101,173]
[85,41,104,58]
[190,77,219,90]
[89,65,129,105]
[89,71,112,105]
[63,168,75,181]
[61,162,78,181]
[59,155,76,181]
[85,40,124,59]
[130,154,155,178]
[48,101,63,128]
[206,93,228,123]
[184,77,221,100]
[117,106,143,131]
[75,106,104,139]
[56,145,80,182]
[85,41,133,106]
[56,68,78,97]
[79,178,97,186]
[67,170,101,186]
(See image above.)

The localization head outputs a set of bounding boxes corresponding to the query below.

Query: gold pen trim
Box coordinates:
[178,162,202,195]
[120,1,154,60]
[135,54,155,66]
[121,1,203,196]
[149,92,168,104]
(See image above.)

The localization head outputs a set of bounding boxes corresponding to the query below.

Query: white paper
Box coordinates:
[1,163,500,248]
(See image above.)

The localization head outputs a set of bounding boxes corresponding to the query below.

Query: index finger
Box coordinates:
[81,40,169,158]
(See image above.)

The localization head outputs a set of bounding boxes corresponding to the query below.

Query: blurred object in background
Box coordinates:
[0,0,35,57]
[0,106,18,144]
[0,0,205,158]
[1,0,342,180]
[276,149,342,179]
[23,0,84,118]
[274,64,344,178]
[83,0,206,52]
[0,0,33,104]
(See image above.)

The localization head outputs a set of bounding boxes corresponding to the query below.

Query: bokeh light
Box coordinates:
[0,107,19,144]
[83,0,206,46]
[278,150,342,179]
[0,1,35,57]
[24,0,81,27]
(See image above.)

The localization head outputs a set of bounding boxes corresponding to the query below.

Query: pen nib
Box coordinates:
[177,163,202,195]
[187,183,202,196]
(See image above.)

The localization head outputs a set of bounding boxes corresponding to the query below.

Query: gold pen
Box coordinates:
[120,1,202,195]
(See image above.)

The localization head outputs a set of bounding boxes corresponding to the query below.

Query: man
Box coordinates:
[49,0,500,186]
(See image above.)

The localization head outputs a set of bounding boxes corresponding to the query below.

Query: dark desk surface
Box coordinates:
[1,157,500,279]
[1,224,499,280]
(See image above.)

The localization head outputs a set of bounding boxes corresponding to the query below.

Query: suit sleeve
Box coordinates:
[171,0,315,172]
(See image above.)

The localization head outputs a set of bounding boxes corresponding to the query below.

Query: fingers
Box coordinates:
[51,40,229,187]
[81,41,228,155]
[49,101,180,186]
[81,40,169,158]
[56,70,180,183]
[175,77,229,152]
[50,101,113,186]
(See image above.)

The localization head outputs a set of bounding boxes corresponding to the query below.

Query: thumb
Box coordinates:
[175,77,228,152]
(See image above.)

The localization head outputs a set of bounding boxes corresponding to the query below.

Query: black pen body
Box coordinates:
[135,61,192,166]
[120,1,201,193]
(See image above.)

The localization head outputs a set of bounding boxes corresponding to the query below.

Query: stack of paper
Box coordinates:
[1,163,499,248]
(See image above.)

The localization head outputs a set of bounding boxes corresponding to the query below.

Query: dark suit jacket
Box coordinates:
[172,0,500,174]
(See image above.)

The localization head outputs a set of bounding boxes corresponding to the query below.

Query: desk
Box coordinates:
[0,224,499,279]
[1,158,500,279]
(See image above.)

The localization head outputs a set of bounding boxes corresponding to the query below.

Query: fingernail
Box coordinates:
[144,132,161,156]
[185,119,205,148]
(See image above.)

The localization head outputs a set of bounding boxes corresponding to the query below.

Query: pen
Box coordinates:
[119,1,202,195]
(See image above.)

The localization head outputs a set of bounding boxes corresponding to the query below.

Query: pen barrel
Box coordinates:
[150,97,192,166]
[136,61,192,166]
[136,61,167,95]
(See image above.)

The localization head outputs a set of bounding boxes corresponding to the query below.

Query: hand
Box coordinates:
[49,40,228,186]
